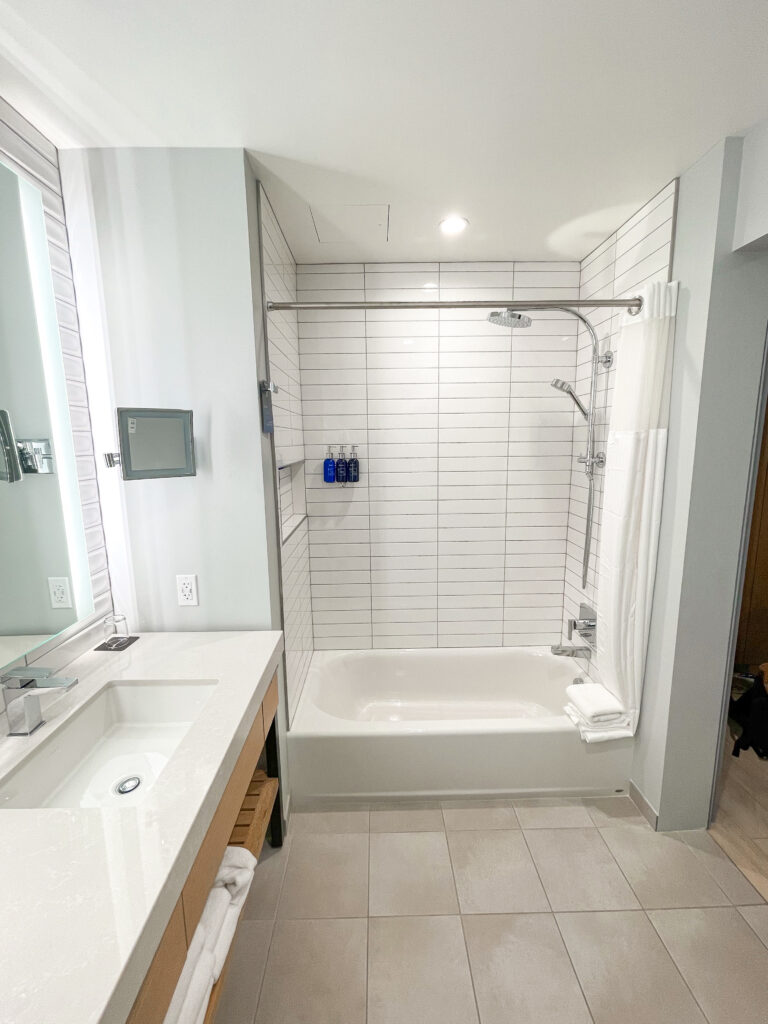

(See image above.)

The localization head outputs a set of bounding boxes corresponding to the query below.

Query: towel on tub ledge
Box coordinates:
[564,682,633,744]
[565,682,626,723]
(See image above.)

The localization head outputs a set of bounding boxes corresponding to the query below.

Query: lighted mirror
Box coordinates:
[0,160,94,670]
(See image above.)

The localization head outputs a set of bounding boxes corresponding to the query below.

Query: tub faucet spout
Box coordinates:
[550,645,591,660]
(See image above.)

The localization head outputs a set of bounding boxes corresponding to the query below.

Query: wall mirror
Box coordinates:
[0,159,94,670]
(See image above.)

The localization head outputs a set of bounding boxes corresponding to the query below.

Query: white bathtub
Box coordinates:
[288,647,633,805]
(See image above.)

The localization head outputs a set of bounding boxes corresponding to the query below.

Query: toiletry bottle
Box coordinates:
[323,446,336,483]
[335,445,348,485]
[347,444,360,483]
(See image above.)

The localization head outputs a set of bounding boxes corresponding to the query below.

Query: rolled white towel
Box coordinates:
[177,949,215,1024]
[566,682,625,724]
[200,885,232,953]
[163,938,213,1024]
[215,846,257,906]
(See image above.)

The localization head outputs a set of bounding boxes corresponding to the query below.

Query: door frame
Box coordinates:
[709,323,768,823]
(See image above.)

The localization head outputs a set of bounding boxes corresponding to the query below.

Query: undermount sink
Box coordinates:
[0,680,216,809]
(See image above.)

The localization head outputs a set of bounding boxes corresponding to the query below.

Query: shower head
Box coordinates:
[487,309,533,329]
[551,378,588,420]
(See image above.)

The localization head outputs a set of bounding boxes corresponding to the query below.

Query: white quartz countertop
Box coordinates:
[0,630,284,1024]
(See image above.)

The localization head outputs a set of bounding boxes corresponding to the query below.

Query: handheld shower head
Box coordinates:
[550,378,588,420]
[487,309,533,329]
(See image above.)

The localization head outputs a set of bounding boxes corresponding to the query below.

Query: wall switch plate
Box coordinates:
[176,573,199,606]
[48,577,73,609]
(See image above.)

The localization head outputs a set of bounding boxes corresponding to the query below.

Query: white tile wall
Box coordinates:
[260,187,313,716]
[563,180,678,682]
[298,262,581,649]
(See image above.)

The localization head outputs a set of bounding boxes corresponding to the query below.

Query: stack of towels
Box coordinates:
[164,846,257,1024]
[564,681,633,744]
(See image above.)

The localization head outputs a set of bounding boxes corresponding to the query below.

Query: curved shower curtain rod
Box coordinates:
[266,295,641,591]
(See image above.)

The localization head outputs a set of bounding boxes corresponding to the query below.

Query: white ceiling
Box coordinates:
[2,0,768,262]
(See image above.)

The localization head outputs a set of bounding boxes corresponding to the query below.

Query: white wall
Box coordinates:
[632,138,768,829]
[733,116,768,251]
[62,148,277,632]
[297,262,582,649]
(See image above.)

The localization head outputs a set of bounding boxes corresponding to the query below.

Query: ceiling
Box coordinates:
[1,0,768,262]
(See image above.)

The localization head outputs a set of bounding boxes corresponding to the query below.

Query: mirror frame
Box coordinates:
[0,101,112,672]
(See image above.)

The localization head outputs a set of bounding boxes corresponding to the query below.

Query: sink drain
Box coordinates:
[115,775,141,795]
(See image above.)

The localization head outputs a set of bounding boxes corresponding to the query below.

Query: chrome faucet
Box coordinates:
[550,645,592,659]
[0,667,78,736]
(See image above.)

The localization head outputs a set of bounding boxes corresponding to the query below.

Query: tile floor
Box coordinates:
[215,796,768,1024]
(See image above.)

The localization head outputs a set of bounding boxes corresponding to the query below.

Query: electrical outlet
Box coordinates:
[48,577,73,609]
[176,573,199,606]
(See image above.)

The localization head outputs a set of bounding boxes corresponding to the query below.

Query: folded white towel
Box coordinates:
[565,682,626,724]
[564,703,633,743]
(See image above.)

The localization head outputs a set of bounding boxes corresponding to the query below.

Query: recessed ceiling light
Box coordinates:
[440,215,469,236]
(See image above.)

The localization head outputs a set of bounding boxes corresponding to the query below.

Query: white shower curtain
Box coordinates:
[596,280,679,731]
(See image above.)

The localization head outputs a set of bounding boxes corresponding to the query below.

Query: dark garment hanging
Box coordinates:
[730,672,768,759]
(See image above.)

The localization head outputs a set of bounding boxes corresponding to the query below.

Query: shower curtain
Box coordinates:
[596,280,679,732]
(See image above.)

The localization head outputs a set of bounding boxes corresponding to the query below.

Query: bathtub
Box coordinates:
[288,647,633,805]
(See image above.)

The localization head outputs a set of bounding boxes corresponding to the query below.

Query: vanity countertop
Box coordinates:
[0,630,284,1024]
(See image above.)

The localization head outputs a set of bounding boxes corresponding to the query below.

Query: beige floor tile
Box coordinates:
[600,826,730,908]
[513,797,594,829]
[214,920,272,1024]
[441,799,519,830]
[447,829,549,914]
[242,837,292,920]
[289,809,370,834]
[557,911,706,1024]
[463,913,591,1024]
[278,833,369,919]
[255,918,367,1024]
[370,803,444,832]
[649,907,768,1024]
[368,916,478,1024]
[369,831,458,916]
[739,903,768,946]
[525,828,640,911]
[675,829,764,904]
[584,795,649,828]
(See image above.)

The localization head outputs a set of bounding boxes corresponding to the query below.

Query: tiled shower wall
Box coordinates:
[260,188,313,718]
[562,180,678,679]
[298,262,583,650]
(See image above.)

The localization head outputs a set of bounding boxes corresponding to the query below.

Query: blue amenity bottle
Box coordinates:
[347,444,360,483]
[323,446,336,483]
[335,445,348,485]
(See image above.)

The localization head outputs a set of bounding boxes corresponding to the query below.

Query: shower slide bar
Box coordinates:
[266,297,642,312]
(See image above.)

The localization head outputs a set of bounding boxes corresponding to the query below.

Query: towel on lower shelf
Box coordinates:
[164,938,214,1024]
[565,681,626,723]
[215,845,257,906]
[164,846,258,1023]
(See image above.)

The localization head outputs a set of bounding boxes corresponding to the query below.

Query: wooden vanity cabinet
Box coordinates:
[126,674,281,1024]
